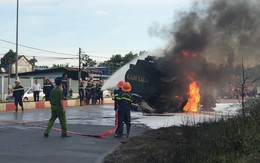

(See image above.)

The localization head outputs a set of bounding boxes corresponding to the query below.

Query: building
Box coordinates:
[11,55,34,73]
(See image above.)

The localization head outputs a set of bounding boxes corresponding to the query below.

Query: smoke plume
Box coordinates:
[150,0,260,112]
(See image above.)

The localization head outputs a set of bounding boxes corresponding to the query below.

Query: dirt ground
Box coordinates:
[103,126,183,163]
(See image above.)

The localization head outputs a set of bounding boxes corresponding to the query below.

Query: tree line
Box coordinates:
[0,49,146,74]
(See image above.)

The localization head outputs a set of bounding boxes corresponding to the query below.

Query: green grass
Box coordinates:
[104,98,260,163]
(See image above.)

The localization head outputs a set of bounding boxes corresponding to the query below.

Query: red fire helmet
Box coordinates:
[117,81,125,88]
[122,82,131,92]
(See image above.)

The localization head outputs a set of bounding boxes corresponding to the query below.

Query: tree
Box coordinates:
[122,51,138,64]
[0,49,16,71]
[138,50,147,56]
[35,65,49,68]
[230,57,259,115]
[98,51,144,74]
[110,54,123,64]
[29,56,38,66]
[52,63,69,68]
[81,54,97,67]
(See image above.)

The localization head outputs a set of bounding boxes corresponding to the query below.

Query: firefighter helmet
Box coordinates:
[15,80,20,84]
[117,81,125,88]
[122,82,131,92]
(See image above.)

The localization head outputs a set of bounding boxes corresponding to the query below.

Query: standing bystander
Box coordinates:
[32,79,41,101]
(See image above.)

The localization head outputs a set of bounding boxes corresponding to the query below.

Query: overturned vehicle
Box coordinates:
[125,56,189,113]
[125,55,217,113]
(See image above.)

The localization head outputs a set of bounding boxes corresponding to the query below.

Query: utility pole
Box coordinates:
[15,0,19,80]
[78,48,81,85]
[8,62,11,94]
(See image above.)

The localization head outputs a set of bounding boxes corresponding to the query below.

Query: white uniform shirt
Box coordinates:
[32,83,41,91]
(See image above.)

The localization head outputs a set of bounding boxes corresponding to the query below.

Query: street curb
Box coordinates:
[1,98,114,111]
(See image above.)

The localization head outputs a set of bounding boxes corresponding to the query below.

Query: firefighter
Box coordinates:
[99,80,104,105]
[85,82,92,105]
[113,81,125,135]
[90,81,96,105]
[78,81,85,106]
[43,77,54,101]
[96,80,104,105]
[88,75,94,84]
[114,81,125,110]
[116,82,133,138]
[13,80,25,112]
[61,73,69,100]
[95,82,101,104]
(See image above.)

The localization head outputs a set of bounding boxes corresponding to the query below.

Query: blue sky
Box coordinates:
[0,0,192,66]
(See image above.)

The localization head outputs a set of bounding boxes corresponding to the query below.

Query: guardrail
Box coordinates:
[0,98,114,112]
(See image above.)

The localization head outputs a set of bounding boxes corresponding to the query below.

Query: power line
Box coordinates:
[0,50,78,60]
[25,54,78,59]
[0,38,111,59]
[0,38,77,56]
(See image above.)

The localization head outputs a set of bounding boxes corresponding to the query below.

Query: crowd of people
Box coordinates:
[11,74,134,139]
[79,75,104,106]
[11,74,106,111]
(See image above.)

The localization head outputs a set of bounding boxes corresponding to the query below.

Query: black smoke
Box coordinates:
[149,0,260,112]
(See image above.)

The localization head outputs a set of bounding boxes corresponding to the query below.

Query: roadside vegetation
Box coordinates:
[104,98,260,163]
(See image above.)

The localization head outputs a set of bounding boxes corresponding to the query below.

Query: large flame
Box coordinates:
[183,81,200,112]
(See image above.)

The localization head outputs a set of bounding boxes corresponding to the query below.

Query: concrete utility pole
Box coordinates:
[78,48,82,85]
[15,0,19,80]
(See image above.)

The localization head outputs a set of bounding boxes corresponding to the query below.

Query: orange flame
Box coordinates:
[183,81,200,112]
[181,50,198,58]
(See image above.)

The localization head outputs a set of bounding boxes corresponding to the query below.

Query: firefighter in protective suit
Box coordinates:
[85,82,92,105]
[116,82,133,138]
[13,80,24,112]
[43,77,54,101]
[78,81,85,106]
[114,81,125,110]
[96,80,104,105]
[113,81,124,134]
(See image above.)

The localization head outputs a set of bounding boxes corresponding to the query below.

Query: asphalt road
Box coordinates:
[0,105,148,163]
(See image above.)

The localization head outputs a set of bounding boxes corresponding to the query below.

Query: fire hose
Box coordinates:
[0,110,119,138]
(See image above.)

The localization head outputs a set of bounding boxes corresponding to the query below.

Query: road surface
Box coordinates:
[0,104,148,163]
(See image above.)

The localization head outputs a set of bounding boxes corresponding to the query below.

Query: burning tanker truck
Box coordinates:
[125,0,260,113]
[125,54,216,113]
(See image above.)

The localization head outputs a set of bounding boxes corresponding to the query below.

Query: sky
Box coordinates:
[0,0,192,67]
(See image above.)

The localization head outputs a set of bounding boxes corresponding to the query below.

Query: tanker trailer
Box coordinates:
[125,56,186,113]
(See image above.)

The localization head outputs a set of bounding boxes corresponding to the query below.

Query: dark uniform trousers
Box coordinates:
[79,86,84,105]
[85,87,91,105]
[44,106,67,135]
[43,83,54,101]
